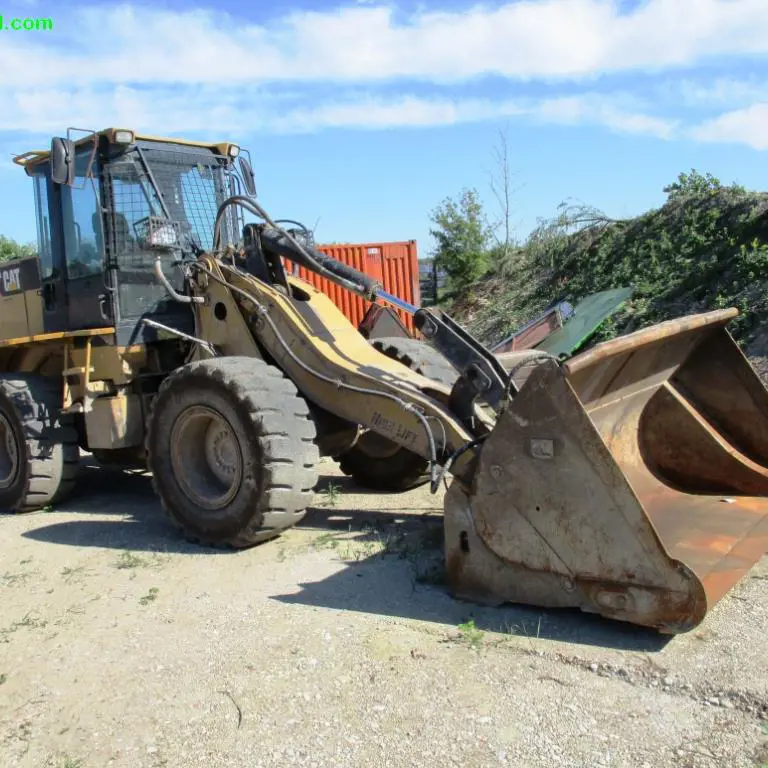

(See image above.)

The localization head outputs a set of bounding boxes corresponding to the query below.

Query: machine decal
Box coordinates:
[0,258,41,297]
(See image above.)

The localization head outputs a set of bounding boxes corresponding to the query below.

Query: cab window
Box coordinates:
[32,171,54,279]
[61,152,104,279]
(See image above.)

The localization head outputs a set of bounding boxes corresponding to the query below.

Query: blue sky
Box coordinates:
[0,0,766,259]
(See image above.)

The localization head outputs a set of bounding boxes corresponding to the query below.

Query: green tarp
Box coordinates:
[536,286,633,359]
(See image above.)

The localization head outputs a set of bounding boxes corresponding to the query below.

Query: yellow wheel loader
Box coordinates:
[2,127,767,634]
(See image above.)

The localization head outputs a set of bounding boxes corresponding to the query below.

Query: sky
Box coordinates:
[0,0,766,259]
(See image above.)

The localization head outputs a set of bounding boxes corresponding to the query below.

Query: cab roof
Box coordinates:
[12,128,239,173]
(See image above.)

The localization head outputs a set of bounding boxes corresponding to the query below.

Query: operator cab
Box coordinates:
[15,128,249,346]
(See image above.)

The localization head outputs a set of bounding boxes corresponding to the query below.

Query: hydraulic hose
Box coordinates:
[258,228,378,299]
[212,195,378,301]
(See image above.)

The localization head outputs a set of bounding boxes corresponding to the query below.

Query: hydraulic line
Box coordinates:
[213,196,377,300]
[189,260,445,488]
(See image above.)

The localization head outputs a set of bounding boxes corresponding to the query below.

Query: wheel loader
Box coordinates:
[2,127,767,635]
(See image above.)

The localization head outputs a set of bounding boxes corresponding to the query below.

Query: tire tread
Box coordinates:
[0,374,79,512]
[337,337,458,492]
[146,357,319,547]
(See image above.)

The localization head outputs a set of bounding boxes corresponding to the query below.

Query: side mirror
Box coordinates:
[50,137,75,185]
[238,156,256,197]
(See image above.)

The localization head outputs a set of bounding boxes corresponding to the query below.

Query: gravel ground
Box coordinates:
[0,455,766,768]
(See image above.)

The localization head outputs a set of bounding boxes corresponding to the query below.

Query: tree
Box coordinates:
[0,236,36,263]
[429,188,492,295]
[486,124,522,266]
[663,170,726,200]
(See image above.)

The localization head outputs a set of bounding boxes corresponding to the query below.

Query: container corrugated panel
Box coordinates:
[288,240,420,333]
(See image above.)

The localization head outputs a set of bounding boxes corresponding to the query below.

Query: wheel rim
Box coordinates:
[170,406,244,510]
[0,411,19,489]
[354,429,404,460]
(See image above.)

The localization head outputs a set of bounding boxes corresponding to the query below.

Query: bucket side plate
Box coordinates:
[446,310,768,633]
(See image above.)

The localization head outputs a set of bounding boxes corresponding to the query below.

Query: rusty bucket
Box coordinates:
[444,309,768,633]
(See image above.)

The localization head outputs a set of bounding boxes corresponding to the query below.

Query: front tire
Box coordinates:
[337,337,459,492]
[0,375,80,512]
[146,357,319,547]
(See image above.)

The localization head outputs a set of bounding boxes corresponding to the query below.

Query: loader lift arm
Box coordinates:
[185,253,489,490]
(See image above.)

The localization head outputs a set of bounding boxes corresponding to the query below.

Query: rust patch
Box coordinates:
[447,310,768,633]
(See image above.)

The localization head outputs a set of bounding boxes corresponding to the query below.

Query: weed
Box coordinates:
[0,571,32,587]
[58,756,84,768]
[457,619,485,650]
[515,615,543,651]
[414,560,445,586]
[14,613,48,631]
[139,587,160,606]
[381,528,408,555]
[322,482,341,507]
[338,542,367,561]
[313,532,339,550]
[114,551,167,572]
[114,551,146,569]
[0,673,6,685]
[1,612,48,643]
[41,505,53,513]
[61,565,89,584]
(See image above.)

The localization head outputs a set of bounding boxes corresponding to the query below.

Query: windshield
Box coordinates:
[102,143,241,318]
[103,144,238,260]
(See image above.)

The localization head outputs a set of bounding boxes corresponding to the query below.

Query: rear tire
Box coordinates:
[337,337,458,492]
[146,357,319,548]
[0,374,80,512]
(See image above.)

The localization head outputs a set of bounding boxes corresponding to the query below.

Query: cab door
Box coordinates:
[30,162,69,333]
[58,148,112,330]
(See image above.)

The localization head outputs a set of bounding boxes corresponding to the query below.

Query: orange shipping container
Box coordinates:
[288,240,420,333]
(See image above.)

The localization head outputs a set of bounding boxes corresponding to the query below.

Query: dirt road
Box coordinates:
[1,456,766,768]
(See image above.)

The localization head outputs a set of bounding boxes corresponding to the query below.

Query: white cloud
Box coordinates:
[282,93,678,136]
[0,1,762,149]
[0,85,676,142]
[690,102,768,150]
[664,77,768,109]
[533,94,677,137]
[0,0,766,88]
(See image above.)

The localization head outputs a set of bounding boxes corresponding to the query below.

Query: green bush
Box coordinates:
[450,170,768,351]
[0,236,36,263]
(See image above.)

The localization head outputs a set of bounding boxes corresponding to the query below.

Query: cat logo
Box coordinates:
[1,267,21,294]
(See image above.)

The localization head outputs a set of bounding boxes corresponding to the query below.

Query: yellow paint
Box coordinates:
[216,261,478,474]
[68,341,146,386]
[13,128,237,171]
[0,287,45,341]
[85,393,144,449]
[24,289,44,335]
[0,295,32,339]
[0,327,115,349]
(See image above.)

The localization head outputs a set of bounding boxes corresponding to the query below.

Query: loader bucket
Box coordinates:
[444,309,768,633]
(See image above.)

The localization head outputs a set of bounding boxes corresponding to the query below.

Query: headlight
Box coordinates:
[113,129,135,145]
[149,224,178,247]
[228,144,240,158]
